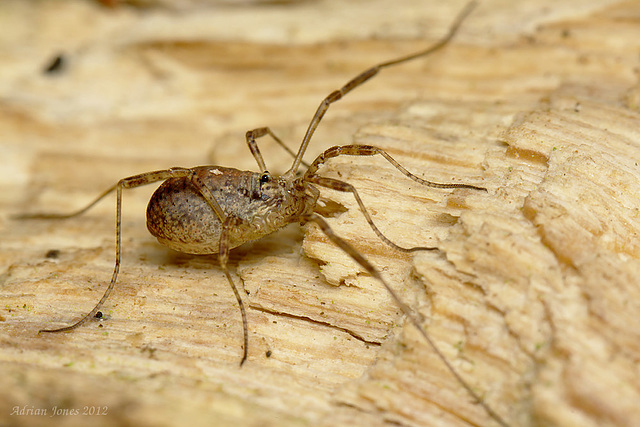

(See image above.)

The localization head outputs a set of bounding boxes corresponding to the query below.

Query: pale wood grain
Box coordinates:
[1,1,639,426]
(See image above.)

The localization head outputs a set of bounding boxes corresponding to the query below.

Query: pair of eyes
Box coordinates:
[260,172,271,185]
[255,172,278,201]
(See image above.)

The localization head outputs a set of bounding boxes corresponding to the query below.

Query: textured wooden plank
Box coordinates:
[1,1,639,426]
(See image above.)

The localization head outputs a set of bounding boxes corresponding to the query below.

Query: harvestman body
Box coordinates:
[19,2,510,426]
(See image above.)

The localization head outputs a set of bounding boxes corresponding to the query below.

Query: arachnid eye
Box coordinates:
[260,172,270,184]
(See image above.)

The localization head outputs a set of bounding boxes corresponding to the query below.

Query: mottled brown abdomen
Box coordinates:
[147,172,225,254]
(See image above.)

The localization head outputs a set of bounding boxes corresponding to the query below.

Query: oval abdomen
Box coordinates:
[146,176,224,255]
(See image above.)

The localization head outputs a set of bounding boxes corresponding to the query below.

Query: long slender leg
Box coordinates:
[306,144,486,189]
[307,175,437,252]
[13,185,117,220]
[303,213,509,427]
[218,215,249,366]
[183,175,248,365]
[284,1,477,177]
[245,127,310,171]
[27,166,249,365]
[305,143,486,250]
[36,167,194,333]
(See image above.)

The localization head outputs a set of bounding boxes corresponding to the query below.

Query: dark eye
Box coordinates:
[260,172,270,184]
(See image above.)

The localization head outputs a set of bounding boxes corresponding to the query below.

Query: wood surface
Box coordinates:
[1,0,639,426]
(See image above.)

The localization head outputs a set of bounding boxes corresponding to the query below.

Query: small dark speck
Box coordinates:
[141,345,157,359]
[43,54,66,75]
[45,249,60,259]
[265,350,272,358]
[95,311,103,319]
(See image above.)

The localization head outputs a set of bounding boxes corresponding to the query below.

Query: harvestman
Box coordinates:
[18,2,509,426]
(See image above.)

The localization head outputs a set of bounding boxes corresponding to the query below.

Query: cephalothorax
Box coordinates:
[18,2,509,426]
